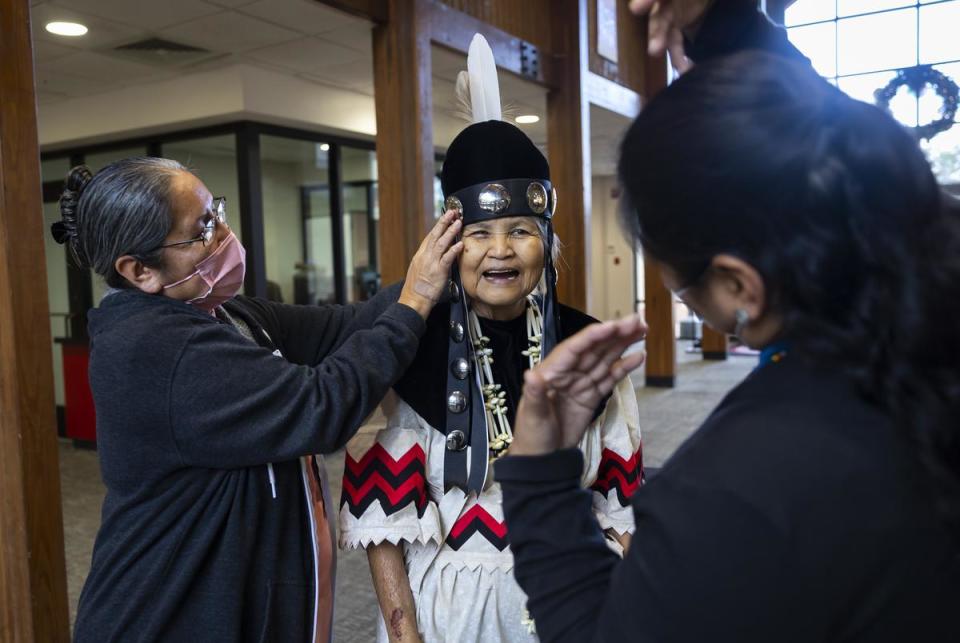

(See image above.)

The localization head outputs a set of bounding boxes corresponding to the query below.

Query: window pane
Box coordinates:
[162,136,242,248]
[785,0,835,26]
[838,0,914,18]
[788,22,837,77]
[921,62,960,128]
[838,71,918,126]
[920,2,960,64]
[41,157,72,183]
[340,147,380,302]
[260,135,334,305]
[84,147,147,173]
[837,9,917,75]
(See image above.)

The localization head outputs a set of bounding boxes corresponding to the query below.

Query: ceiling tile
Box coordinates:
[32,39,82,63]
[312,23,372,53]
[203,0,259,7]
[238,0,363,36]
[158,10,300,54]
[46,0,222,31]
[245,36,365,74]
[31,3,146,50]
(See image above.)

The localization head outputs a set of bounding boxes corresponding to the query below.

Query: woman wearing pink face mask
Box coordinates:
[51,157,463,643]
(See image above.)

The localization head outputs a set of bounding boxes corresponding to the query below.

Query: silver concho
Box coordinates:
[447,390,467,414]
[550,187,558,216]
[451,358,471,380]
[446,429,466,451]
[444,195,463,217]
[478,183,511,214]
[450,321,464,342]
[526,182,548,214]
[448,280,461,302]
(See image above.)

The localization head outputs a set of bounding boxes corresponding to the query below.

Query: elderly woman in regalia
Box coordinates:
[339,35,643,643]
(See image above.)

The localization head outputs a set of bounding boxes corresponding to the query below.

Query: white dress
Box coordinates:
[339,379,642,643]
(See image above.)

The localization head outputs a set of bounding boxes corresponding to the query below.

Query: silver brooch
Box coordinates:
[450,321,464,343]
[446,429,466,451]
[447,391,467,413]
[478,183,511,214]
[526,182,548,214]
[451,358,471,380]
[444,195,463,217]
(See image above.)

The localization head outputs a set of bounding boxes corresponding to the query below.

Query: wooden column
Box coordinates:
[546,0,591,311]
[641,50,675,387]
[373,0,436,284]
[0,0,71,640]
[702,327,729,360]
[642,262,676,387]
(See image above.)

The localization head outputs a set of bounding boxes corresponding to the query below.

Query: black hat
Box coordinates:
[437,40,561,493]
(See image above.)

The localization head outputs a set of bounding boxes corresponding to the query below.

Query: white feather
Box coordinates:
[467,34,501,122]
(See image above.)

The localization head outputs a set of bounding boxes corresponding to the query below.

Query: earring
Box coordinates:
[733,308,750,338]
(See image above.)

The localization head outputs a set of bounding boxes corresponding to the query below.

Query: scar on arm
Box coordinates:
[390,608,404,639]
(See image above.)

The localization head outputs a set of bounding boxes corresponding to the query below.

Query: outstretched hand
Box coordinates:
[508,315,648,457]
[629,0,714,73]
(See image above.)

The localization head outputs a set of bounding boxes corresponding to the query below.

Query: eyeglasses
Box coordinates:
[158,197,227,250]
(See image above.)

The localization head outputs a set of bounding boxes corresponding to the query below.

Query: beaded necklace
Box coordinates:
[467,295,543,459]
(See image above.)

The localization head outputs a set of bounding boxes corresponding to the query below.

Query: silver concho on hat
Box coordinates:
[550,187,558,216]
[526,182,548,214]
[444,195,463,217]
[447,390,467,413]
[451,358,471,380]
[478,183,511,214]
[446,429,466,451]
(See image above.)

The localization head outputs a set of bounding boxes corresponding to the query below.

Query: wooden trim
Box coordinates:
[585,71,642,118]
[373,0,436,284]
[424,0,552,86]
[0,0,70,639]
[546,0,591,311]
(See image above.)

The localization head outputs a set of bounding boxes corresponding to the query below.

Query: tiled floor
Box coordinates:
[58,340,755,639]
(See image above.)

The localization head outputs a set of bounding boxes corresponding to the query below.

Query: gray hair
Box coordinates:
[57,157,187,288]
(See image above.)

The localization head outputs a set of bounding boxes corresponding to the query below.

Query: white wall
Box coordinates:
[38,64,377,151]
[589,175,636,321]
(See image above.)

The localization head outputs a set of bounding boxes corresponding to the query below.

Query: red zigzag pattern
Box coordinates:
[591,446,643,506]
[446,504,509,551]
[341,443,428,518]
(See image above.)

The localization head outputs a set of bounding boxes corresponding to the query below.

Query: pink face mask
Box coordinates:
[163,231,246,312]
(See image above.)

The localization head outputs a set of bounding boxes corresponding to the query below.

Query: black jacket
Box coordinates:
[496,357,960,642]
[495,3,959,641]
[73,284,422,642]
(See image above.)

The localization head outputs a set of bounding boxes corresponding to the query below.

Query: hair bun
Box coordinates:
[52,165,93,246]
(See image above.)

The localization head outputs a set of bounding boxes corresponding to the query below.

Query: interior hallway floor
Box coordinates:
[58,340,756,639]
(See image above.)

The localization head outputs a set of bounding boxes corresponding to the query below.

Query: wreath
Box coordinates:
[874,65,959,141]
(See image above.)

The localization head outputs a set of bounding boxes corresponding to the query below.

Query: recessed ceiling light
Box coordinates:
[319,143,330,152]
[46,21,88,37]
[515,114,540,124]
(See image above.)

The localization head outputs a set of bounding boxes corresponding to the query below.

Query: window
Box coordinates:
[786,1,960,184]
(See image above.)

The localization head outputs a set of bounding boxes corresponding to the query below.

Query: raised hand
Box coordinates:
[398,209,464,319]
[629,0,715,73]
[509,315,648,457]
